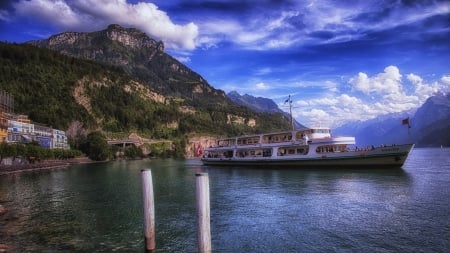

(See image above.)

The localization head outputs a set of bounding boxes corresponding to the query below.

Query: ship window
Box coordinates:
[316,145,335,153]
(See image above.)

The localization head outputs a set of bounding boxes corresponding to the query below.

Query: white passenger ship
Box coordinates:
[201,127,414,167]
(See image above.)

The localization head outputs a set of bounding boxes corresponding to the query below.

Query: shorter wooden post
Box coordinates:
[141,169,155,252]
[196,172,212,253]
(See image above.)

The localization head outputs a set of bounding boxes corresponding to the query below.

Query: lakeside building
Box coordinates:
[6,116,69,149]
[0,91,14,142]
[52,129,68,149]
[0,90,69,149]
[34,124,54,148]
[7,116,34,143]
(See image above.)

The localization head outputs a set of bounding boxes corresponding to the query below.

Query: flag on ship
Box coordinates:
[402,118,411,128]
[402,117,412,142]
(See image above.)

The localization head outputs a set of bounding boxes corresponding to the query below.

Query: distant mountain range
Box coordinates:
[227,91,305,129]
[334,93,450,147]
[228,91,281,113]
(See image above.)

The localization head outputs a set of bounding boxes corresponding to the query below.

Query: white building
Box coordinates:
[7,120,34,143]
[6,118,70,149]
[52,129,69,149]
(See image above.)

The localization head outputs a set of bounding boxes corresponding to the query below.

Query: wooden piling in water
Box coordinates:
[141,169,155,252]
[196,172,212,253]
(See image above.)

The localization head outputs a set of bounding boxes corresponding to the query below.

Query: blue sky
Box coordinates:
[1,0,450,127]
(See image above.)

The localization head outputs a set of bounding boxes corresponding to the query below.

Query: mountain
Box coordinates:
[333,93,450,147]
[227,91,305,129]
[1,25,293,145]
[333,111,413,147]
[29,24,222,105]
[411,93,450,146]
[228,91,281,113]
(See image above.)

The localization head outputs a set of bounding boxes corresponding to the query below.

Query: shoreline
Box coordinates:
[0,157,93,176]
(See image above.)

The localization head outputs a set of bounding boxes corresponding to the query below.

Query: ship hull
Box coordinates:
[201,144,414,168]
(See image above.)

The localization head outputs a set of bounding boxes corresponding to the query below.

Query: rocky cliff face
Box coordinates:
[29,24,227,104]
[32,24,167,69]
[33,24,163,56]
[104,24,164,50]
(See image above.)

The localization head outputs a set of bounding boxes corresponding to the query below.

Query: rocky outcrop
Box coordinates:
[105,24,163,50]
[186,136,218,158]
[28,24,229,105]
[33,24,163,52]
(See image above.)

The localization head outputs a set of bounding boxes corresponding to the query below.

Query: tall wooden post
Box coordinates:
[141,169,155,252]
[196,173,212,253]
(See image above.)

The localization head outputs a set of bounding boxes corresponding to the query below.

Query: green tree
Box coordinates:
[124,145,143,159]
[84,131,111,161]
[0,142,12,163]
[25,143,42,163]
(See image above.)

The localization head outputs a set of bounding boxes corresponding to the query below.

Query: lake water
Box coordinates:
[1,148,449,252]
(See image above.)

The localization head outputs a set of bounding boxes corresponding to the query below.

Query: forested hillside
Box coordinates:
[0,42,291,143]
[29,24,229,108]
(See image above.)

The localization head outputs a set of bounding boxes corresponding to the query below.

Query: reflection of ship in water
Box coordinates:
[205,165,412,197]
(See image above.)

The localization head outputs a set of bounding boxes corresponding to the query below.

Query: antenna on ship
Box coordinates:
[284,95,294,130]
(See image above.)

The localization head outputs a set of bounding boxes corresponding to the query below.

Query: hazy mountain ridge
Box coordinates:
[228,91,281,113]
[227,91,305,129]
[334,93,450,147]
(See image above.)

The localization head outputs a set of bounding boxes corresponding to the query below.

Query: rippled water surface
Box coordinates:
[1,148,449,252]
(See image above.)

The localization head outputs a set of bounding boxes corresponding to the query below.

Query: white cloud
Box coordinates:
[294,94,366,127]
[407,73,440,100]
[15,0,80,27]
[197,11,302,50]
[440,75,450,93]
[13,0,445,51]
[290,66,450,128]
[349,65,402,95]
[255,82,270,90]
[442,75,450,85]
[407,73,422,83]
[255,67,272,76]
[195,1,450,50]
[12,0,198,50]
[174,56,191,63]
[296,108,331,127]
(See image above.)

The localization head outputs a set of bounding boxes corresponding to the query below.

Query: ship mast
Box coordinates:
[286,95,294,130]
